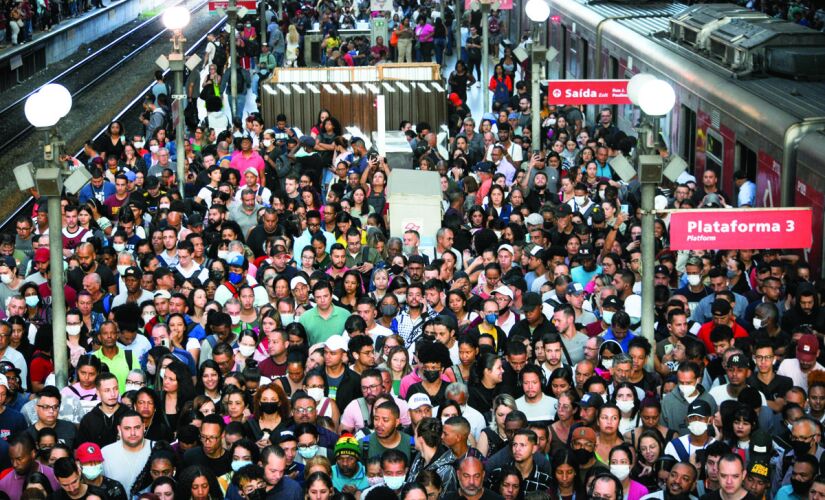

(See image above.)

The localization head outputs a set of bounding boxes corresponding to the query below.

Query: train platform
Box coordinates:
[0,0,166,91]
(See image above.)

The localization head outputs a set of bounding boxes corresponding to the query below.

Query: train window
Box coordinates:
[582,39,589,80]
[736,141,757,181]
[566,31,579,78]
[680,105,696,171]
[705,129,724,184]
[549,24,566,79]
[609,56,619,79]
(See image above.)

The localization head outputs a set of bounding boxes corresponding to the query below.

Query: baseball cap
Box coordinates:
[34,247,50,263]
[244,167,259,178]
[408,393,433,411]
[227,252,245,268]
[687,399,712,418]
[522,292,542,311]
[654,265,670,276]
[711,299,732,316]
[153,290,171,300]
[498,244,514,255]
[473,161,493,174]
[492,286,513,300]
[187,213,204,227]
[0,361,20,375]
[554,204,572,217]
[577,246,594,260]
[747,460,770,483]
[123,266,142,279]
[602,296,623,310]
[566,283,584,296]
[290,276,308,289]
[579,392,604,410]
[797,333,819,363]
[570,426,597,444]
[300,136,316,148]
[124,170,137,183]
[529,247,545,260]
[0,256,15,269]
[749,430,773,462]
[324,334,349,352]
[76,442,104,464]
[525,213,543,226]
[97,217,112,230]
[590,206,605,223]
[726,353,750,369]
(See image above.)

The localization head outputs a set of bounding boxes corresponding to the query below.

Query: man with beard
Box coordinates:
[396,283,428,348]
[778,333,824,392]
[743,461,771,500]
[782,284,825,333]
[774,418,824,492]
[340,369,410,436]
[331,435,369,494]
[67,243,117,294]
[640,462,697,500]
[457,457,502,500]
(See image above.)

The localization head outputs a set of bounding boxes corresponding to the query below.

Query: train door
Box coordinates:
[609,56,620,126]
[548,23,565,80]
[680,105,696,172]
[705,128,724,183]
[566,29,579,79]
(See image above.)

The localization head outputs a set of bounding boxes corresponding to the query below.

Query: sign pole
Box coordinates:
[228,0,238,119]
[481,1,490,111]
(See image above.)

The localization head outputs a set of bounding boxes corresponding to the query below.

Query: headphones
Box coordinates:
[587,472,624,500]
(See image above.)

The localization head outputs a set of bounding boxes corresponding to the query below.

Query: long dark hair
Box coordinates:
[162,360,197,413]
[176,465,222,500]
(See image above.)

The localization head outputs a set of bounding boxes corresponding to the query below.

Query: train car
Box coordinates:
[543,0,825,271]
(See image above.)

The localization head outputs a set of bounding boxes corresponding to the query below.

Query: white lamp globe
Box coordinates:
[162,6,191,31]
[38,83,72,118]
[24,92,60,128]
[525,0,550,22]
[626,73,656,106]
[637,79,676,117]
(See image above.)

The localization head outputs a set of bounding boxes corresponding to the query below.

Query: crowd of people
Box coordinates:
[0,0,824,498]
[0,0,106,47]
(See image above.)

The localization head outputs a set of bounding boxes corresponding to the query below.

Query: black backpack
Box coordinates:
[212,42,227,70]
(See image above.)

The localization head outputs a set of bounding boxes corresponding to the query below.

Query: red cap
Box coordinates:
[75,442,103,464]
[34,247,50,263]
[797,333,819,362]
[448,92,463,107]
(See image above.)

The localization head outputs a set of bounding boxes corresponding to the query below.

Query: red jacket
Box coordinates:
[696,320,749,354]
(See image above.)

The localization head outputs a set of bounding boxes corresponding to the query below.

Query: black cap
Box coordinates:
[0,256,16,269]
[473,161,494,174]
[711,299,732,316]
[187,213,204,227]
[523,292,542,311]
[749,430,773,462]
[590,206,605,223]
[577,246,595,259]
[122,266,142,279]
[654,265,670,276]
[555,204,572,217]
[0,361,20,375]
[580,392,604,409]
[602,296,623,310]
[686,399,712,418]
[726,353,750,369]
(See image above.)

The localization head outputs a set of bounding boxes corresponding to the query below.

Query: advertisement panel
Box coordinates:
[669,208,812,250]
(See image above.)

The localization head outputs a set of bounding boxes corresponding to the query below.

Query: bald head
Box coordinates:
[458,457,485,496]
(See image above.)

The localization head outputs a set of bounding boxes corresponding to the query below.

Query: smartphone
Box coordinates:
[621,204,629,214]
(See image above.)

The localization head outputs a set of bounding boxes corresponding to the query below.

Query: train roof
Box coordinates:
[570,0,825,119]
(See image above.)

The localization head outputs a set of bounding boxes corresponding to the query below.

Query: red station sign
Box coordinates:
[208,0,257,11]
[669,208,812,251]
[545,79,631,105]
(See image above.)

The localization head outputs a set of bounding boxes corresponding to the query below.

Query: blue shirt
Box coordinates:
[332,462,369,492]
[78,181,116,205]
[602,328,637,352]
[571,265,603,286]
[775,484,805,500]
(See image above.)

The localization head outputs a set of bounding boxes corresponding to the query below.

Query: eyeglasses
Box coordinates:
[200,434,221,442]
[37,404,59,412]
[295,407,316,414]
[361,384,382,392]
[754,355,774,362]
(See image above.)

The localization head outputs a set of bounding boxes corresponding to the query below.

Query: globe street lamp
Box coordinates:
[158,6,200,197]
[17,83,91,389]
[626,74,678,362]
[525,0,549,152]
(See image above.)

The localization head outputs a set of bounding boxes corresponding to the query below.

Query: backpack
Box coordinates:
[212,42,227,70]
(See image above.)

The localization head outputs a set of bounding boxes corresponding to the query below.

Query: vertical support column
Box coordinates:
[229,0,239,119]
[48,189,67,389]
[481,2,490,111]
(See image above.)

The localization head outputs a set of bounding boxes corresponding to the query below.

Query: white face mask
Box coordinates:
[752,318,763,329]
[306,387,325,402]
[230,314,241,325]
[574,196,587,206]
[66,324,82,337]
[687,421,708,436]
[117,265,129,275]
[280,313,294,326]
[159,367,167,380]
[263,139,272,148]
[142,313,156,324]
[610,464,631,481]
[0,274,12,285]
[602,359,614,369]
[134,141,144,150]
[218,251,229,260]
[150,145,160,153]
[679,384,696,398]
[124,383,143,393]
[616,400,634,414]
[113,243,126,253]
[602,311,614,324]
[687,274,702,286]
[599,190,606,199]
[239,345,256,357]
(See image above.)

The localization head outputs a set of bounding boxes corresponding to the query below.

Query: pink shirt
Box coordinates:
[340,395,411,432]
[0,463,58,497]
[399,370,451,399]
[230,151,265,186]
[627,480,649,500]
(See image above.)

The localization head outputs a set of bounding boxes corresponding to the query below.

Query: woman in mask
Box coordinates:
[609,443,648,500]
[295,423,328,464]
[233,330,261,371]
[597,340,623,380]
[247,383,291,447]
[218,439,260,494]
[20,283,50,328]
[630,430,664,492]
[612,382,643,435]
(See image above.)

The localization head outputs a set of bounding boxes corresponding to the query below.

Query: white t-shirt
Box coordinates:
[777,358,824,392]
[664,435,715,465]
[708,384,767,407]
[102,440,154,494]
[516,394,558,423]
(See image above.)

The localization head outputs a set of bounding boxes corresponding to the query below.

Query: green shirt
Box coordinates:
[92,348,132,393]
[300,305,351,345]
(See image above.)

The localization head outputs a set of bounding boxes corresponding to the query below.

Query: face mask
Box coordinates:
[599,190,606,199]
[687,421,708,436]
[422,369,441,383]
[230,314,241,325]
[616,400,634,413]
[298,445,319,459]
[280,313,295,326]
[790,439,811,456]
[485,313,498,324]
[66,324,81,336]
[571,448,593,466]
[367,477,384,487]
[259,401,279,414]
[391,264,404,275]
[679,384,696,398]
[125,383,142,392]
[602,311,614,324]
[210,270,225,282]
[239,345,256,357]
[218,251,229,260]
[117,265,129,276]
[610,464,631,481]
[113,243,126,253]
[602,359,614,369]
[753,318,763,329]
[159,203,170,210]
[81,464,103,480]
[25,296,39,308]
[232,460,252,472]
[150,145,160,153]
[726,269,737,279]
[263,139,272,148]
[792,478,814,496]
[307,387,325,402]
[630,316,641,325]
[395,294,406,305]
[142,313,156,324]
[0,274,12,284]
[135,141,144,150]
[687,274,702,286]
[228,272,243,284]
[574,196,587,206]
[381,305,398,317]
[384,475,405,490]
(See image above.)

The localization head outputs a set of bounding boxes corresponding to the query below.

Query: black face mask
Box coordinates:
[210,270,224,282]
[571,448,593,466]
[792,478,813,496]
[790,439,811,456]
[422,370,441,383]
[390,264,404,276]
[259,401,280,415]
